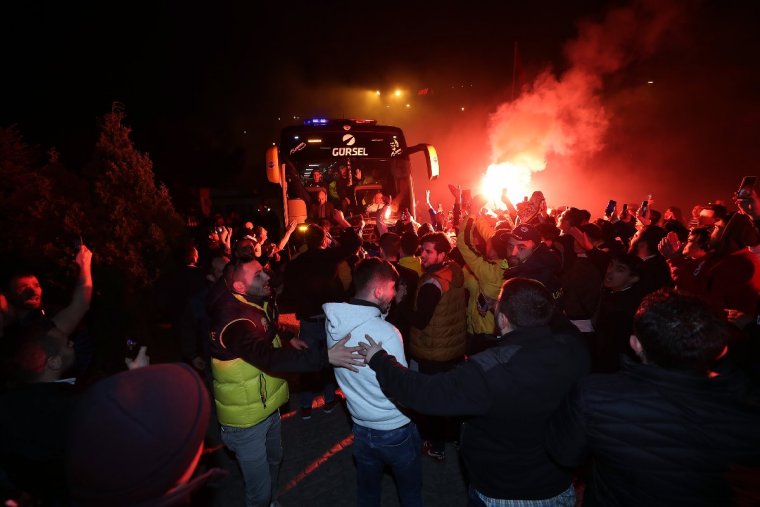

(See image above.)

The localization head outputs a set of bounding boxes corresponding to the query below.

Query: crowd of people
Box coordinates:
[1,179,760,507]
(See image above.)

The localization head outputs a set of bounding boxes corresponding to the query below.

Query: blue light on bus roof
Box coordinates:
[304,118,329,126]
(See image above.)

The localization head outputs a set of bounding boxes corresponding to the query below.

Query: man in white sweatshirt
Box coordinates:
[323,257,422,507]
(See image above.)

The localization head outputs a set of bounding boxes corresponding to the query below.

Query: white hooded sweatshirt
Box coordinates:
[323,301,410,430]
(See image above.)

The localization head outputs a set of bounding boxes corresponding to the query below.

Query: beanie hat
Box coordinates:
[511,224,541,244]
[490,230,512,259]
[67,363,212,507]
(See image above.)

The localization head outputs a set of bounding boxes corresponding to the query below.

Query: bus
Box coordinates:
[265,118,439,236]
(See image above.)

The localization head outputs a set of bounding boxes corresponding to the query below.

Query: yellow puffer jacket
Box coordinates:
[410,262,467,362]
[210,295,289,428]
[458,216,509,335]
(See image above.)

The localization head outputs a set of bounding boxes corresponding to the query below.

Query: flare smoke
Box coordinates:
[486,0,684,205]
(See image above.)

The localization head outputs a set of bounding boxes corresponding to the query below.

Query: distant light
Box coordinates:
[648,81,654,84]
[405,103,411,108]
[386,105,390,108]
[376,90,381,95]
[460,107,465,112]
[304,118,329,126]
[394,89,402,97]
[294,136,300,140]
[307,138,322,143]
[242,130,247,134]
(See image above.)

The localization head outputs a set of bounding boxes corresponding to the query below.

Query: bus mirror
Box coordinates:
[287,199,308,224]
[407,143,439,180]
[425,145,439,180]
[266,146,281,185]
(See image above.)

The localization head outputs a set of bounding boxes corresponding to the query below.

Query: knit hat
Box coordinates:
[67,364,214,507]
[511,224,541,244]
[490,230,512,259]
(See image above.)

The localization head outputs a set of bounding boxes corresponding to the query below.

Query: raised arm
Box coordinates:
[52,244,93,336]
[277,220,299,252]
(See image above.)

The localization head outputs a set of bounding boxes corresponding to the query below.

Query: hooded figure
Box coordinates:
[323,257,423,507]
[323,301,409,430]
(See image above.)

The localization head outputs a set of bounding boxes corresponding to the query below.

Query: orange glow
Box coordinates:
[480,154,545,206]
[279,434,355,495]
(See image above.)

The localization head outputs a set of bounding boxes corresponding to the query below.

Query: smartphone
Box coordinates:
[476,293,490,316]
[605,199,616,217]
[126,338,140,360]
[737,176,757,199]
[640,200,649,216]
[622,203,628,216]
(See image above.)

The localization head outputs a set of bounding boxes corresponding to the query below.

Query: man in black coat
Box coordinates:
[360,278,590,505]
[546,289,760,506]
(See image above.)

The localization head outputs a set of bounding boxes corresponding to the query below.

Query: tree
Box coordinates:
[0,127,86,293]
[87,104,186,288]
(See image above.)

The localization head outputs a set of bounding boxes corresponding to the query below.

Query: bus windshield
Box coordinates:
[280,121,414,219]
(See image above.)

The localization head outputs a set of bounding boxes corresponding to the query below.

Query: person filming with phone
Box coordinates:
[2,242,93,340]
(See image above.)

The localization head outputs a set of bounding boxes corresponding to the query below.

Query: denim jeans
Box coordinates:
[298,319,336,408]
[416,357,462,453]
[352,422,423,507]
[467,484,576,507]
[220,412,282,507]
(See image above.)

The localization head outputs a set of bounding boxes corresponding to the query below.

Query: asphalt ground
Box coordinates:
[193,386,469,507]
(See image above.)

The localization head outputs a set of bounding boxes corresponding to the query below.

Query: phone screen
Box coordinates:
[640,200,649,215]
[605,200,616,217]
[738,176,757,199]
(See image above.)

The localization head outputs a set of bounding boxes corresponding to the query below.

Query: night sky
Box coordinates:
[3,0,759,215]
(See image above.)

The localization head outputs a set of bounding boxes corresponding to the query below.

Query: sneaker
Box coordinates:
[422,440,445,462]
[322,399,338,414]
[300,406,312,420]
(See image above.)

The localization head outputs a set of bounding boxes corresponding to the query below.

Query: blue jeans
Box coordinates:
[298,319,336,408]
[467,484,575,507]
[220,412,282,507]
[353,422,423,507]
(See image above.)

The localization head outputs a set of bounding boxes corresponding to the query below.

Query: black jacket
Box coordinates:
[368,325,590,500]
[206,281,326,373]
[546,357,760,506]
[503,243,564,304]
[280,247,346,319]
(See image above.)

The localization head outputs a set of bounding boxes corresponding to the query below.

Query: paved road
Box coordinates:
[195,389,469,506]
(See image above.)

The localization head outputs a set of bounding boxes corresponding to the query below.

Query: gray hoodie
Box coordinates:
[323,302,410,430]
